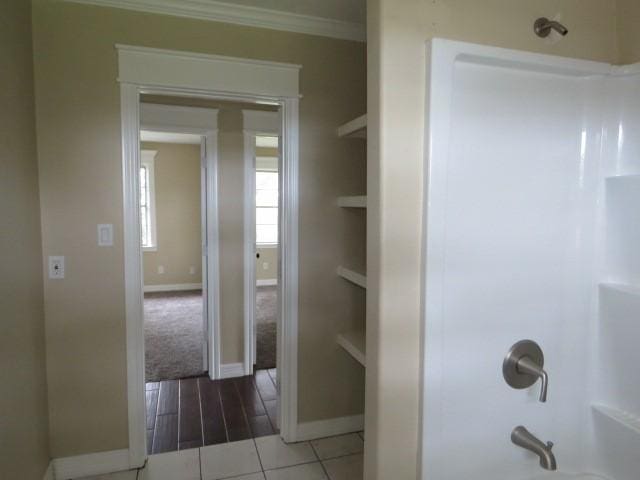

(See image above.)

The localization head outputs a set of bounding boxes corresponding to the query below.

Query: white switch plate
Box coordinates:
[158,265,165,274]
[263,262,269,270]
[97,224,114,246]
[49,256,65,279]
[189,266,196,275]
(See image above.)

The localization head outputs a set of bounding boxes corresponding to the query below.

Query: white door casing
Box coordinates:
[118,45,301,468]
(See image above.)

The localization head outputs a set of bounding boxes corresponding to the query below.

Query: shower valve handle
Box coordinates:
[516,355,548,402]
[503,340,548,403]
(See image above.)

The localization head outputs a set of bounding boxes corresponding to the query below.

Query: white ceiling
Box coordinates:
[224,0,365,25]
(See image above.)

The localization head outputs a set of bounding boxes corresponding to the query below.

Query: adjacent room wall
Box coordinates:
[141,141,203,288]
[256,152,279,282]
[0,1,51,478]
[617,0,640,64]
[217,108,246,364]
[32,0,366,456]
[365,1,618,478]
[257,246,278,281]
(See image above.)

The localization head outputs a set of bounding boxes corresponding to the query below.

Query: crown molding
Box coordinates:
[62,0,366,42]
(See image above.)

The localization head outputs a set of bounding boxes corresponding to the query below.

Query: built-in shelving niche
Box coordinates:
[604,174,640,286]
[337,331,366,366]
[592,171,640,480]
[337,195,367,208]
[337,114,366,139]
[336,114,367,368]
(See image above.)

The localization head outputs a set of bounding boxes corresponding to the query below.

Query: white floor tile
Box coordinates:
[264,463,327,480]
[255,435,317,470]
[223,474,266,480]
[200,439,262,480]
[310,434,363,460]
[322,454,363,480]
[78,471,138,480]
[144,448,200,480]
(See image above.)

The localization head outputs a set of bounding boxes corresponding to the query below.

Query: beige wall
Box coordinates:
[365,1,618,479]
[0,1,51,478]
[217,109,246,364]
[32,0,366,456]
[141,142,203,287]
[257,246,278,281]
[617,0,640,64]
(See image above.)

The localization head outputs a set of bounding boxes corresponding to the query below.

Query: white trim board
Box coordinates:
[62,0,365,42]
[220,362,245,379]
[117,45,301,99]
[296,415,364,442]
[53,449,130,480]
[257,279,277,286]
[141,103,219,133]
[243,130,258,376]
[143,283,203,292]
[243,111,280,378]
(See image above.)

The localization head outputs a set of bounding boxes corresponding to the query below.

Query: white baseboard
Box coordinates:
[296,414,364,441]
[53,449,130,479]
[220,362,245,379]
[43,462,54,480]
[143,283,202,292]
[257,279,277,286]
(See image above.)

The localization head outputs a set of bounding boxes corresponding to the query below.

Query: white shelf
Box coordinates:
[337,114,367,138]
[337,331,366,366]
[605,174,640,183]
[592,405,640,435]
[337,195,367,208]
[337,266,366,289]
[600,282,640,297]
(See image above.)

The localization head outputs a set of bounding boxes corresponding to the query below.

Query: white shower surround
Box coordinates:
[420,39,640,480]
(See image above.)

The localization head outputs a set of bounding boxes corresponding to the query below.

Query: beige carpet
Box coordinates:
[144,287,277,380]
[256,286,277,369]
[144,290,204,382]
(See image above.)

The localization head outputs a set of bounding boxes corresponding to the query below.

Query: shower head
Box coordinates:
[534,17,569,38]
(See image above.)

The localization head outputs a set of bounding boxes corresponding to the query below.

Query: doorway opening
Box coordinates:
[254,135,279,374]
[139,97,284,455]
[118,45,300,466]
[140,136,207,384]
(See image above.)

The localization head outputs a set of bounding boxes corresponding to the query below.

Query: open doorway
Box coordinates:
[140,137,206,383]
[119,45,300,464]
[254,135,279,373]
[140,97,285,455]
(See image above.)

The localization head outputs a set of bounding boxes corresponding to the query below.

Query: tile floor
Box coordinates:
[79,432,364,480]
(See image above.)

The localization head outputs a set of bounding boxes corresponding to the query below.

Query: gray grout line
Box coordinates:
[252,437,265,473]
[309,442,331,479]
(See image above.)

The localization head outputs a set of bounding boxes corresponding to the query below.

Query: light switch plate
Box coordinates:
[97,224,114,246]
[49,256,65,279]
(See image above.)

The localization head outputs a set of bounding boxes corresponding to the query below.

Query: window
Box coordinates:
[256,170,278,245]
[140,150,157,250]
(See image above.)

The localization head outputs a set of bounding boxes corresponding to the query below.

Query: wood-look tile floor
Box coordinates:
[146,368,279,454]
